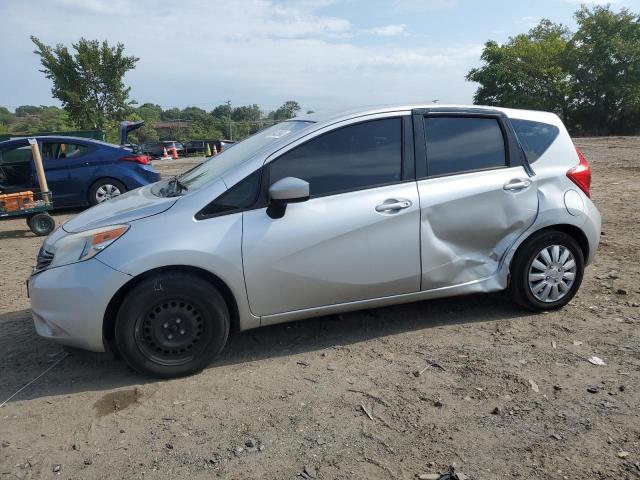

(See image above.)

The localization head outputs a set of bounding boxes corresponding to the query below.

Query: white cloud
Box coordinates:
[55,0,132,15]
[562,0,618,3]
[517,15,543,27]
[0,0,480,110]
[394,0,457,11]
[363,24,408,36]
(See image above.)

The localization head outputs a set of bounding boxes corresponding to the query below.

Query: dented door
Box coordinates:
[417,167,538,290]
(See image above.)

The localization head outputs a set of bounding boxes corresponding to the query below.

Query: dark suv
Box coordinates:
[183,139,235,156]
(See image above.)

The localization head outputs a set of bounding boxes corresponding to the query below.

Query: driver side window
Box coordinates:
[268,117,402,198]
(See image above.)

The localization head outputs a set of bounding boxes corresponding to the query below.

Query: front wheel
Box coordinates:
[510,230,585,311]
[115,272,230,378]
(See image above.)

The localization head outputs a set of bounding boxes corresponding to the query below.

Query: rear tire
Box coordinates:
[28,213,55,236]
[89,178,126,206]
[510,230,584,311]
[114,272,229,378]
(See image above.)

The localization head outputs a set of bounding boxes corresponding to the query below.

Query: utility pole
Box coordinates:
[226,100,233,140]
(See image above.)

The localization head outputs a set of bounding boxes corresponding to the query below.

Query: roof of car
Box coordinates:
[296,103,559,125]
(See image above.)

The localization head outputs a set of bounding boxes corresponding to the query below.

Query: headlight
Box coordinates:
[47,224,129,270]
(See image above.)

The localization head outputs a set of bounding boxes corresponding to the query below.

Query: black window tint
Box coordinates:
[424,117,506,177]
[511,119,559,163]
[0,145,32,185]
[201,170,261,216]
[269,118,402,197]
[0,145,31,164]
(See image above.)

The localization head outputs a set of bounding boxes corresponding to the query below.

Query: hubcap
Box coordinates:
[134,300,206,366]
[95,184,122,203]
[528,244,577,303]
[36,217,50,231]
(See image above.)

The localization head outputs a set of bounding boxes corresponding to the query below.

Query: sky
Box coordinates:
[1,0,639,114]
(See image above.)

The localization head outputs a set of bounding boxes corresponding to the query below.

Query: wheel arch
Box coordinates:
[533,224,589,261]
[103,265,240,357]
[510,223,589,275]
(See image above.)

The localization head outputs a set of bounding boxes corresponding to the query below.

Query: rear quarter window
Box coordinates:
[511,119,560,163]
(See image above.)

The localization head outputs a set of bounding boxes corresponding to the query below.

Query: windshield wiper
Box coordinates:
[165,176,188,197]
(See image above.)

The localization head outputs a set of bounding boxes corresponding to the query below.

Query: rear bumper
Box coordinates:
[582,196,601,266]
[135,164,161,184]
[28,258,131,352]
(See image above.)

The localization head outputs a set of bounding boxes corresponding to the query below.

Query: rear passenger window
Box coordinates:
[269,118,402,197]
[41,143,87,160]
[424,117,506,177]
[511,119,560,163]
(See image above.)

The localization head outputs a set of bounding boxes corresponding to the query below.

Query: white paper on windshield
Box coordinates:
[265,130,292,139]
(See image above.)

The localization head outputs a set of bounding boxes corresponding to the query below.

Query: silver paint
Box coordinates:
[28,103,602,353]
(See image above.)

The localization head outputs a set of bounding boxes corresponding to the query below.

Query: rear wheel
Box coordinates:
[89,179,126,206]
[28,213,55,236]
[510,230,584,311]
[115,272,230,378]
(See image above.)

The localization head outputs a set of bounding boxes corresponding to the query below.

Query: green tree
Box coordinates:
[15,105,43,117]
[137,103,163,123]
[31,36,139,130]
[466,20,571,118]
[9,105,72,134]
[211,103,232,118]
[467,6,640,135]
[232,104,262,122]
[0,107,14,128]
[161,107,182,120]
[565,6,640,135]
[270,100,301,120]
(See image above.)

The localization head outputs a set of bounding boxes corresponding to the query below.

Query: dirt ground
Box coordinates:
[0,139,639,480]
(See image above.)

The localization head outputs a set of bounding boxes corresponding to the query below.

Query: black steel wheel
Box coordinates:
[135,299,207,366]
[115,272,230,378]
[28,213,55,236]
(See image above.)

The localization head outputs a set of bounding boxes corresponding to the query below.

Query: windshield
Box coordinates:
[155,120,313,195]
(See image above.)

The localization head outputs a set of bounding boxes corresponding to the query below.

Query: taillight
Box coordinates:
[567,147,591,198]
[121,154,150,165]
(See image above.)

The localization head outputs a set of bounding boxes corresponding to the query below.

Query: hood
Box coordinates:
[63,185,178,233]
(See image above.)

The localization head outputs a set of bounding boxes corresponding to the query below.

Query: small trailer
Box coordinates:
[0,138,55,236]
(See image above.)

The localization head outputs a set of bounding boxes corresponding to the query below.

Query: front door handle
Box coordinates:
[503,178,532,191]
[375,198,412,213]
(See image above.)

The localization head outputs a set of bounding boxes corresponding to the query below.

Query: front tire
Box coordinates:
[115,272,230,378]
[510,230,584,311]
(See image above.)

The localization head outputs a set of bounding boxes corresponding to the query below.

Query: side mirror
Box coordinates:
[267,177,309,219]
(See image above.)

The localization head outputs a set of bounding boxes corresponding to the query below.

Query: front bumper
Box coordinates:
[28,258,131,352]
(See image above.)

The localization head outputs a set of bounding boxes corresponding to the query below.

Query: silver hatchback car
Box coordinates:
[28,105,601,377]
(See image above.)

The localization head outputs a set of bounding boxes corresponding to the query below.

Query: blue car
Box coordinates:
[0,136,161,207]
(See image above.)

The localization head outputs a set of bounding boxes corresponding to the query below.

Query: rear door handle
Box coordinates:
[503,178,531,191]
[375,198,412,213]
